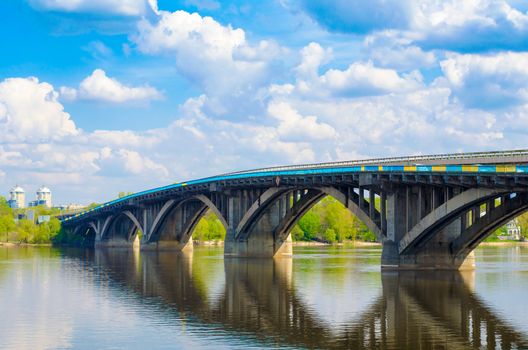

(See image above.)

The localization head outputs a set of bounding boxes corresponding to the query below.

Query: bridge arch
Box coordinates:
[142,195,227,251]
[71,222,98,247]
[228,186,382,258]
[98,212,140,248]
[394,190,528,269]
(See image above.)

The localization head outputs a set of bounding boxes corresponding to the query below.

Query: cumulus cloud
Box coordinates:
[297,0,528,52]
[0,77,77,142]
[267,101,336,142]
[363,32,436,70]
[289,43,423,98]
[132,9,284,118]
[97,147,169,177]
[60,69,162,103]
[413,0,528,52]
[318,61,422,97]
[440,52,528,109]
[295,42,332,79]
[29,0,158,16]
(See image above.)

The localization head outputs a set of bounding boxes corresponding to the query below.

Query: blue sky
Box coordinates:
[1,0,528,204]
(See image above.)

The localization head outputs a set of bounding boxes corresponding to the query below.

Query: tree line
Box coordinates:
[0,196,62,244]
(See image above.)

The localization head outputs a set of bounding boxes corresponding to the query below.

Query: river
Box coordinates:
[1,245,528,349]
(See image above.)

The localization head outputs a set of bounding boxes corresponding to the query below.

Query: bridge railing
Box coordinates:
[219,149,528,176]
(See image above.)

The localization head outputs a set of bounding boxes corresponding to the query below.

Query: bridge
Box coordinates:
[61,149,528,270]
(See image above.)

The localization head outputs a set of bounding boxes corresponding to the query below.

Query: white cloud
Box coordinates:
[298,0,528,52]
[412,0,528,51]
[363,31,437,70]
[295,42,332,79]
[61,69,162,104]
[0,77,78,142]
[267,101,336,142]
[132,9,284,118]
[29,0,158,16]
[291,43,423,98]
[97,147,169,177]
[319,61,422,97]
[440,52,528,108]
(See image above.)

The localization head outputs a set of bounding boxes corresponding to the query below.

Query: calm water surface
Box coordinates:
[1,245,528,349]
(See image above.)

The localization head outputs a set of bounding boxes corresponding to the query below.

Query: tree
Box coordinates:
[290,225,305,241]
[118,192,134,198]
[0,215,15,241]
[323,228,337,243]
[192,210,226,241]
[298,211,321,240]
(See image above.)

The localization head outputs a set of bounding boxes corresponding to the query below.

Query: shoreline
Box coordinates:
[0,242,53,247]
[479,241,528,246]
[291,241,381,247]
[2,241,526,248]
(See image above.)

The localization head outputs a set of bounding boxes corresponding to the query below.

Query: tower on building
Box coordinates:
[30,186,52,208]
[8,185,25,208]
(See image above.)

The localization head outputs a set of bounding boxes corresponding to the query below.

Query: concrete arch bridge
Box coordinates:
[61,149,528,269]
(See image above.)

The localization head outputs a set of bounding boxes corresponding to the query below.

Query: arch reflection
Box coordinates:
[80,250,528,349]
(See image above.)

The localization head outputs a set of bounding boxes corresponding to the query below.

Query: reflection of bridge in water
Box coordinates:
[76,249,528,349]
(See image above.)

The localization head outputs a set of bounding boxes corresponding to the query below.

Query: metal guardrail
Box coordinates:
[219,149,528,176]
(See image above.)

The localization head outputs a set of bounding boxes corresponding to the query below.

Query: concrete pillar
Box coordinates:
[382,188,408,268]
[386,188,407,242]
[381,192,387,235]
[382,185,476,270]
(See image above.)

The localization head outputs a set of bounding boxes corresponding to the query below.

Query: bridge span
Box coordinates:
[61,149,528,270]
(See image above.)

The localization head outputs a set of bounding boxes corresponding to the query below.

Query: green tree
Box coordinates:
[323,227,337,243]
[192,210,226,241]
[298,211,321,240]
[290,225,305,241]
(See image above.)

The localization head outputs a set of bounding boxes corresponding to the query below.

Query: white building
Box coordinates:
[499,219,523,241]
[506,219,522,240]
[8,185,25,208]
[36,186,52,208]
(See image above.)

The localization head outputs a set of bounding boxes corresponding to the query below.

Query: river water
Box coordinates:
[1,245,528,349]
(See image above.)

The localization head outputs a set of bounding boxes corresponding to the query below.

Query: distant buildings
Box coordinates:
[8,185,25,209]
[29,186,52,208]
[56,203,85,211]
[7,185,53,209]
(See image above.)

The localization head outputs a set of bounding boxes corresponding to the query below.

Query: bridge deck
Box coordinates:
[62,150,528,223]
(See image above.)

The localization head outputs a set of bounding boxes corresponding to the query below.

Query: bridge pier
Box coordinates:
[225,232,292,258]
[381,242,475,270]
[141,236,194,252]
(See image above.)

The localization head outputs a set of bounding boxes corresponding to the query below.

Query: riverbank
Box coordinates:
[194,240,381,247]
[0,242,53,247]
[292,240,381,247]
[3,240,525,248]
[479,241,528,246]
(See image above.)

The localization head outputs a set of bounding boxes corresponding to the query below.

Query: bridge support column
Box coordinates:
[225,188,314,258]
[381,186,481,270]
[225,232,292,258]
